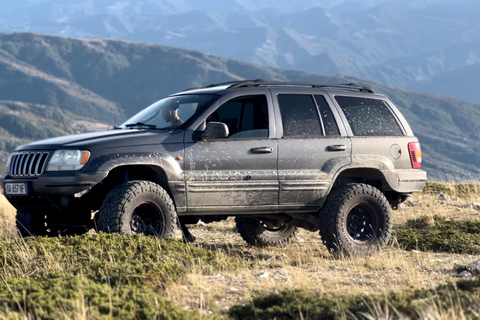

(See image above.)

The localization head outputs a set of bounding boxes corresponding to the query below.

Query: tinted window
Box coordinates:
[212,95,268,139]
[315,95,340,136]
[335,96,403,136]
[278,94,322,137]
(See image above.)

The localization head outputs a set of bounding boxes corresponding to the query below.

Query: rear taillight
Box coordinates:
[408,141,422,169]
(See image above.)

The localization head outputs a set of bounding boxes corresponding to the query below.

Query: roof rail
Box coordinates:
[205,79,266,88]
[225,80,374,93]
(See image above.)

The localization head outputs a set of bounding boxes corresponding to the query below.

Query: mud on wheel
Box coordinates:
[97,180,178,237]
[235,217,298,247]
[319,183,392,256]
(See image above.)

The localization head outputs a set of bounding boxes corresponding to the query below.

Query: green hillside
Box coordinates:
[0,32,478,180]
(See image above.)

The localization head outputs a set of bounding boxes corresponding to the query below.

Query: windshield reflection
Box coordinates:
[121,94,216,129]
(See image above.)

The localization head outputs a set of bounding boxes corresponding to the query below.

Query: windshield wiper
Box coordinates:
[124,122,157,129]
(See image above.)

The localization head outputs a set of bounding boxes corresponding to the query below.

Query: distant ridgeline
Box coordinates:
[0,32,479,179]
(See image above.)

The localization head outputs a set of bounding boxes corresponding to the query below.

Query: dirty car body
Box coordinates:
[3,80,426,255]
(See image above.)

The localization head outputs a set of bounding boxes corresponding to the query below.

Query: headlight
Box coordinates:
[46,150,91,171]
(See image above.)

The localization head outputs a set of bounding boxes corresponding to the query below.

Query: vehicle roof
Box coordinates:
[172,79,378,96]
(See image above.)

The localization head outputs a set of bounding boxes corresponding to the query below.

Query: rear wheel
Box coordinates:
[319,183,392,256]
[98,181,177,237]
[235,217,298,247]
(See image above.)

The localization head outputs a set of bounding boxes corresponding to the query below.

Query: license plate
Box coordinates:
[4,183,28,195]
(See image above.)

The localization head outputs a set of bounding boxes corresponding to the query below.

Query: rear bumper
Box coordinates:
[381,169,427,193]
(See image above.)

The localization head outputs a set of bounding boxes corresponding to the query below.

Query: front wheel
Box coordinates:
[98,181,178,237]
[319,183,392,256]
[235,217,298,247]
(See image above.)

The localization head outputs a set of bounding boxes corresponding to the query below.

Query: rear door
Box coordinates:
[271,88,352,210]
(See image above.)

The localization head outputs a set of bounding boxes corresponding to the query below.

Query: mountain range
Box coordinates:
[1,0,480,105]
[0,32,479,180]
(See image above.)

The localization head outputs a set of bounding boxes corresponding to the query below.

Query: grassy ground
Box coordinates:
[0,182,479,319]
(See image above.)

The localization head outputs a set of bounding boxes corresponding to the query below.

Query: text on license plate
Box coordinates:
[4,183,27,195]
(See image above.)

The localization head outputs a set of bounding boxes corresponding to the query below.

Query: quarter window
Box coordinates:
[335,96,403,136]
[315,95,340,136]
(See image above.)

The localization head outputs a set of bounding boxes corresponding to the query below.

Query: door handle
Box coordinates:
[250,147,273,154]
[326,145,346,152]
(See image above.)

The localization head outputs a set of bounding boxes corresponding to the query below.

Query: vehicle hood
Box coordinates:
[16,129,183,151]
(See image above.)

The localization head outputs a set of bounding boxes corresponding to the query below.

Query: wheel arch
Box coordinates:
[85,164,179,211]
[329,167,405,209]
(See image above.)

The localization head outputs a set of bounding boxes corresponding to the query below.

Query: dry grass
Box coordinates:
[160,182,480,316]
[0,192,16,238]
[0,182,479,318]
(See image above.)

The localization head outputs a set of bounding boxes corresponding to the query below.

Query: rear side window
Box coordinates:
[278,94,322,136]
[335,96,404,136]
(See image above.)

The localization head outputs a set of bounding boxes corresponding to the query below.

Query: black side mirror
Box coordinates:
[201,122,229,140]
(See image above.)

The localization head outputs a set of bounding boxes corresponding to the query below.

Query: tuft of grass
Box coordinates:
[0,194,16,238]
[423,181,480,200]
[0,233,246,283]
[0,234,243,319]
[395,215,480,254]
[229,279,480,320]
[0,274,219,320]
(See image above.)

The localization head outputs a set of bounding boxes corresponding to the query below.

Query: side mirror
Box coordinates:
[201,122,229,140]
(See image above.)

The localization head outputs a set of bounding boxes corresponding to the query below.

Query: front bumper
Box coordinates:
[3,170,108,197]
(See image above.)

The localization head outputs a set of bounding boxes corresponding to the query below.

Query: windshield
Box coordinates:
[121,94,216,129]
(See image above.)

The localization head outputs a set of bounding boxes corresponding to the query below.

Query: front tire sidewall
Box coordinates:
[98,181,177,238]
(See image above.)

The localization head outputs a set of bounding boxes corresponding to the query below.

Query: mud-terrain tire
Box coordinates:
[319,183,392,256]
[235,217,298,247]
[98,181,178,237]
[16,210,49,237]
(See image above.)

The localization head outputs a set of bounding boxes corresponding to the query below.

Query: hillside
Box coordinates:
[0,32,479,179]
[1,0,480,104]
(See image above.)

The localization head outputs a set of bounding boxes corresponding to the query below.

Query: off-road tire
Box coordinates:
[16,210,49,237]
[319,183,392,256]
[98,181,178,237]
[235,217,298,247]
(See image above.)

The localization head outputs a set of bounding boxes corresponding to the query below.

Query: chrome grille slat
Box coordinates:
[9,151,50,178]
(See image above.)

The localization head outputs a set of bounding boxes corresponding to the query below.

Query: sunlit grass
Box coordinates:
[0,182,479,318]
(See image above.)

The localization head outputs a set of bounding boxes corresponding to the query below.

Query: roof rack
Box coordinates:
[221,79,374,93]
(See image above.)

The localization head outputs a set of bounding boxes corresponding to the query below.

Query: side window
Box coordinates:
[212,95,269,139]
[335,96,404,136]
[278,94,322,137]
[314,95,340,136]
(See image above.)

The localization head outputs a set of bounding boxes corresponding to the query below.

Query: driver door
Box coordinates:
[184,93,278,212]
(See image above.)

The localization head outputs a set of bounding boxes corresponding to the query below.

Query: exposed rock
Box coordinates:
[455,261,480,277]
[438,192,449,201]
[256,270,269,279]
[274,270,288,278]
[458,271,473,278]
[462,202,480,211]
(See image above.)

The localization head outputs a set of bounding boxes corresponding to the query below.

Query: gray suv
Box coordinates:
[3,80,426,255]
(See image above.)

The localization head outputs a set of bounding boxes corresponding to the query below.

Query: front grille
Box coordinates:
[9,151,50,178]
